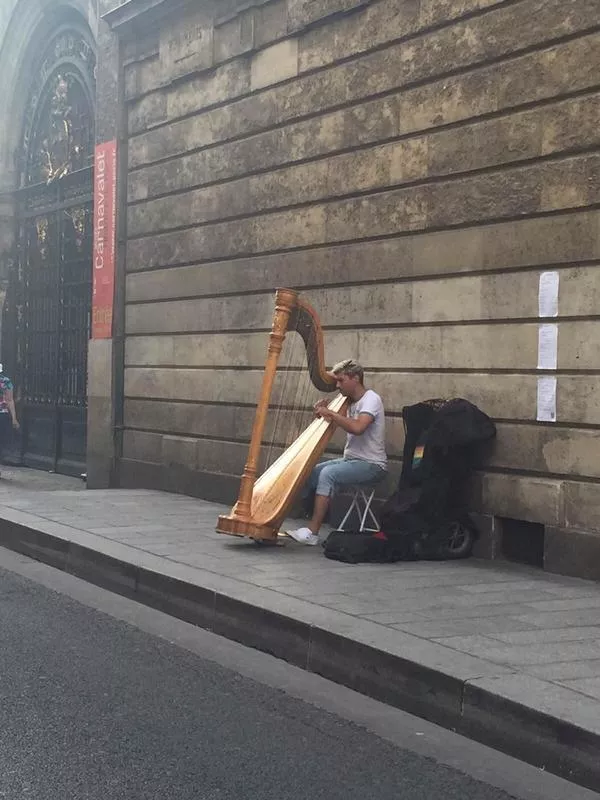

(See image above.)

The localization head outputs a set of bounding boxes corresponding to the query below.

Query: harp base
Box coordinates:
[216,514,279,542]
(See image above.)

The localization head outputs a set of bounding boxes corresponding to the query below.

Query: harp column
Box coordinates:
[232,287,299,520]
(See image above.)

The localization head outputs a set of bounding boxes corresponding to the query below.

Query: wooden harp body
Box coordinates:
[217,288,348,542]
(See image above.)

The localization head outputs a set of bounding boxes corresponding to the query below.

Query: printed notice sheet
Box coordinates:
[537,324,558,370]
[537,376,557,422]
[538,271,559,317]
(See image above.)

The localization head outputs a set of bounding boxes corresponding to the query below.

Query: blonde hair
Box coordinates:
[331,358,364,383]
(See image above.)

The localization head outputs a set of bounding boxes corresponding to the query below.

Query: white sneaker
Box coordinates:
[287,527,319,546]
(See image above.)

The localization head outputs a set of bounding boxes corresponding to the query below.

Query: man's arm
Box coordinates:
[6,390,19,429]
[317,408,373,435]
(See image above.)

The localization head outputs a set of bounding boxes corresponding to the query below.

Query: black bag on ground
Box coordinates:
[378,398,496,561]
[323,531,380,564]
[323,529,416,564]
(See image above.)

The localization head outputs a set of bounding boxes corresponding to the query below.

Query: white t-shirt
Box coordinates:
[343,389,387,469]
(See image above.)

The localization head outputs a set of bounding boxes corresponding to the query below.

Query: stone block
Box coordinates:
[419,0,504,26]
[124,238,409,296]
[299,0,420,71]
[251,38,298,90]
[66,544,137,598]
[126,292,272,335]
[541,155,599,211]
[481,210,599,271]
[129,61,250,134]
[399,34,600,136]
[86,397,114,459]
[128,106,347,199]
[462,674,600,789]
[159,6,214,81]
[357,323,538,371]
[479,473,563,527]
[122,430,162,463]
[307,627,463,729]
[124,56,163,101]
[560,321,600,371]
[406,272,531,324]
[136,569,216,629]
[86,455,113,490]
[214,8,256,63]
[87,338,113,400]
[564,482,600,532]
[250,159,330,214]
[545,526,600,581]
[556,249,600,309]
[559,376,600,426]
[428,156,597,230]
[0,522,69,572]
[325,188,426,243]
[162,435,198,471]
[95,24,121,143]
[541,93,600,155]
[213,594,310,668]
[287,0,371,33]
[125,361,326,404]
[124,336,175,367]
[127,90,167,136]
[492,423,600,480]
[388,373,537,422]
[253,205,327,252]
[253,0,288,48]
[124,399,249,441]
[179,59,251,117]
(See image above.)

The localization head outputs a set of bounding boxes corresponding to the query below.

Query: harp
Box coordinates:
[217,287,349,542]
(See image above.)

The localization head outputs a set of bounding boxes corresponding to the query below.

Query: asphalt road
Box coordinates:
[0,549,596,800]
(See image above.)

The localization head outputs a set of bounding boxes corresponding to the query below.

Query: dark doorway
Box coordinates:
[3,25,96,475]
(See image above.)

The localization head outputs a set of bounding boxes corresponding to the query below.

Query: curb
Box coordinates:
[0,515,598,792]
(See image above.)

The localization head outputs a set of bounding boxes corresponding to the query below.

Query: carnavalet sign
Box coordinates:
[92,140,117,339]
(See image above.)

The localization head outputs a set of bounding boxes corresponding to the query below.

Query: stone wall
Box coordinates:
[114,0,600,577]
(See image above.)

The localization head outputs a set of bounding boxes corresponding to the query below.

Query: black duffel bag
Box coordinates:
[323,529,417,564]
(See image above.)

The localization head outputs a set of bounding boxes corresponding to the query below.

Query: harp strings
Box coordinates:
[263,319,295,471]
[263,312,316,472]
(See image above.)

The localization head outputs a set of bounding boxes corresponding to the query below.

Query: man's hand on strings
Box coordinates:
[315,406,335,422]
[313,399,329,416]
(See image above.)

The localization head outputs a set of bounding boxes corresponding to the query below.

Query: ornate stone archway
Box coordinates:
[1,9,96,473]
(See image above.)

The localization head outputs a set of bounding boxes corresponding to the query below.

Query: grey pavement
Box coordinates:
[0,468,599,789]
[4,554,595,800]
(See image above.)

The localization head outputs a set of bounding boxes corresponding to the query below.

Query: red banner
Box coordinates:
[92,140,117,339]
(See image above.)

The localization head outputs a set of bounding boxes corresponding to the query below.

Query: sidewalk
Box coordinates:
[0,468,599,791]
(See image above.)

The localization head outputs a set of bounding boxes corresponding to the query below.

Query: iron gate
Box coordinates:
[3,27,95,475]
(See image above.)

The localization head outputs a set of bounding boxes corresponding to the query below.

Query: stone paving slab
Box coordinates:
[0,468,600,790]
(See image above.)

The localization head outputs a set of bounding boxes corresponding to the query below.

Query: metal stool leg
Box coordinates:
[358,488,379,532]
[338,490,360,531]
[339,486,380,532]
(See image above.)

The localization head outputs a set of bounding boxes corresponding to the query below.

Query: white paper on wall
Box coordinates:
[537,324,558,370]
[538,271,559,317]
[537,376,557,423]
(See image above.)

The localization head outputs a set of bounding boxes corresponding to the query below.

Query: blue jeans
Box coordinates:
[307,458,386,498]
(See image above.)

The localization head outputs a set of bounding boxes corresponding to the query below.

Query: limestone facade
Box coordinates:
[4,0,600,579]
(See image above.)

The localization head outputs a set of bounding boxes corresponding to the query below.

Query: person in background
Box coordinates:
[0,364,19,476]
[287,359,387,546]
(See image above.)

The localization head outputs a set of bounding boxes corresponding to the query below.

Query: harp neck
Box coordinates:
[288,295,336,392]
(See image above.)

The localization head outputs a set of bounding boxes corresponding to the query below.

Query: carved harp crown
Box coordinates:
[216,288,349,542]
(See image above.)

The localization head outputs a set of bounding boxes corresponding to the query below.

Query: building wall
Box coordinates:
[114,0,600,577]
